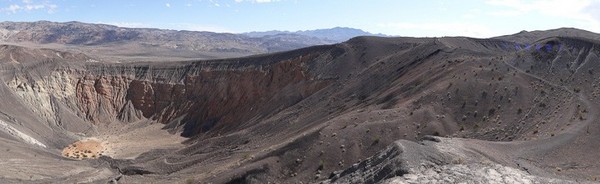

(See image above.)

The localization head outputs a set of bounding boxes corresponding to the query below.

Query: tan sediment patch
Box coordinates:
[62,138,107,160]
[61,123,186,160]
[99,123,187,159]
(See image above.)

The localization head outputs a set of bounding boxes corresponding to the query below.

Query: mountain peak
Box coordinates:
[495,27,600,43]
[244,27,386,42]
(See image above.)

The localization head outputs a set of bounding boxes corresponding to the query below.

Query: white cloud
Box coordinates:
[235,0,281,3]
[170,23,234,33]
[1,0,57,14]
[485,0,600,33]
[461,8,483,19]
[25,4,44,10]
[99,22,234,33]
[485,0,592,19]
[378,22,498,38]
[6,5,21,13]
[486,9,522,17]
[99,22,151,28]
[165,3,171,8]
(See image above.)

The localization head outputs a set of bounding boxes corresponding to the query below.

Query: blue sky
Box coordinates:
[1,0,600,38]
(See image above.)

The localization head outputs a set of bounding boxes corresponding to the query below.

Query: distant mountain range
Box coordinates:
[244,27,387,43]
[0,21,386,60]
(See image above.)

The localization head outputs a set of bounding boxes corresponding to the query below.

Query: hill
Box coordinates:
[0,21,335,61]
[244,27,387,43]
[0,27,599,183]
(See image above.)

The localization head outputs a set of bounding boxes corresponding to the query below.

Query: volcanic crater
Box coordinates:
[0,26,599,183]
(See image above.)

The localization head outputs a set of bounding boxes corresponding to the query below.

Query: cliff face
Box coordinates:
[7,51,330,137]
[5,31,600,183]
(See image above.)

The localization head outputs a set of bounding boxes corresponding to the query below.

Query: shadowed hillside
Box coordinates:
[0,28,599,183]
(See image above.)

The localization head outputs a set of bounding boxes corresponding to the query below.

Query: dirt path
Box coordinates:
[498,56,600,175]
[502,57,598,139]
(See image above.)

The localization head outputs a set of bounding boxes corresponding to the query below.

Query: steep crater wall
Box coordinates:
[7,53,331,137]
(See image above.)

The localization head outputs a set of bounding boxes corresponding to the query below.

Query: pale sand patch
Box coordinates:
[62,138,106,160]
[62,123,186,160]
[99,123,187,159]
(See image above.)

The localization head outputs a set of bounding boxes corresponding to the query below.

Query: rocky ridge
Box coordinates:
[0,28,599,183]
[0,21,343,60]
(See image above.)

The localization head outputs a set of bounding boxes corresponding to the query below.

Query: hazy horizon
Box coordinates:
[1,0,600,38]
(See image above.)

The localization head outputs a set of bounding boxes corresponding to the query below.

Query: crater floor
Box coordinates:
[62,138,105,160]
